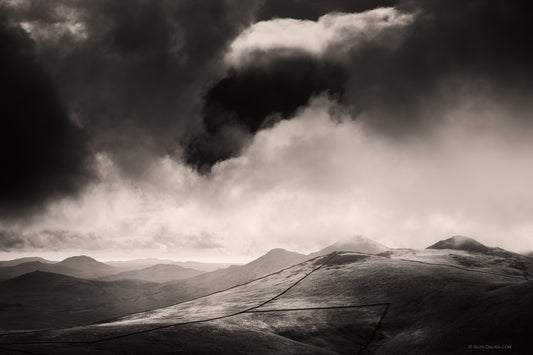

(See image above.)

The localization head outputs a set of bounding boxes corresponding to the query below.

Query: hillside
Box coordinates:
[100,264,205,283]
[0,271,163,329]
[1,251,531,354]
[155,248,308,305]
[0,248,309,329]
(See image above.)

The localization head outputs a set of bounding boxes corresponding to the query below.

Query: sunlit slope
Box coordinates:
[1,251,531,354]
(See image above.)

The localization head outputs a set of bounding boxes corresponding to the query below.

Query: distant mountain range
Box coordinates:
[3,243,532,353]
[0,255,119,281]
[1,235,530,286]
[0,257,56,267]
[1,234,532,332]
[99,264,205,283]
[105,258,236,272]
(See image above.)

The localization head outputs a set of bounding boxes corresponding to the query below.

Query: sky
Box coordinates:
[1,0,533,262]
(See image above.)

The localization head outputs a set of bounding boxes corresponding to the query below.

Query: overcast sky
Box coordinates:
[1,0,533,261]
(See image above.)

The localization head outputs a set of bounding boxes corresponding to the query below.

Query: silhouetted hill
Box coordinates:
[58,255,114,271]
[427,235,491,253]
[2,270,102,294]
[308,235,390,258]
[0,255,121,281]
[56,255,120,278]
[0,261,78,281]
[100,264,205,283]
[0,257,56,267]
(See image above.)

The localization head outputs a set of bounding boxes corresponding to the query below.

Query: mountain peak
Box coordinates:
[427,235,490,253]
[58,255,114,273]
[61,255,97,263]
[241,248,307,275]
[309,235,389,258]
[264,248,294,256]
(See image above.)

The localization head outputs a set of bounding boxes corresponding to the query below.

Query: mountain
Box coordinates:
[105,258,235,272]
[308,235,390,258]
[0,256,120,281]
[0,257,56,267]
[157,248,308,303]
[427,235,492,253]
[0,249,308,329]
[0,261,78,281]
[4,252,532,353]
[242,248,308,276]
[100,264,205,283]
[185,248,307,287]
[56,255,120,278]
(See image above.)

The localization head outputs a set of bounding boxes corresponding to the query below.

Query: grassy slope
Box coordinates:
[0,252,532,354]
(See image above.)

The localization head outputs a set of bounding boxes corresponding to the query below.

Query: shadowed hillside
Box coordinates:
[0,261,77,281]
[0,271,164,329]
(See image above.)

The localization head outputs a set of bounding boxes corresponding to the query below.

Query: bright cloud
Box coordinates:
[226,8,413,65]
[3,96,533,261]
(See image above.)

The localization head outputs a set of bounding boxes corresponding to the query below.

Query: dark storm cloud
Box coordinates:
[4,0,259,176]
[0,19,93,218]
[47,0,259,175]
[185,51,346,172]
[0,0,259,217]
[333,0,533,135]
[187,0,533,170]
[3,0,533,188]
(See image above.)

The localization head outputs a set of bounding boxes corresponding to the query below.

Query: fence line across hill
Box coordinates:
[0,253,341,347]
[2,250,528,354]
